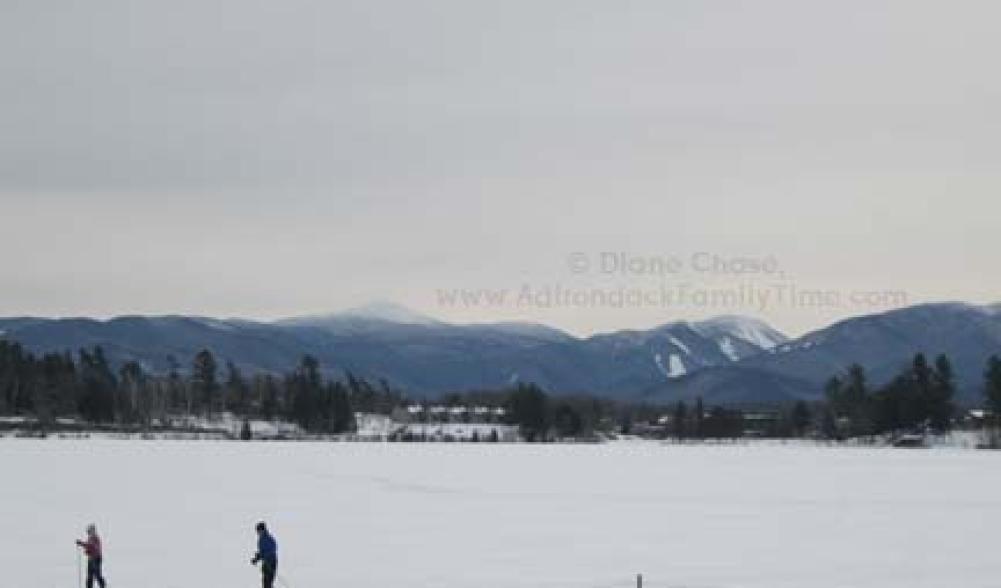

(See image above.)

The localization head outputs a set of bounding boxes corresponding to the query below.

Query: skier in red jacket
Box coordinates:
[76,524,107,588]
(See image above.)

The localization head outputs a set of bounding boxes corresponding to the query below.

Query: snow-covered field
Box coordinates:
[3,440,1000,588]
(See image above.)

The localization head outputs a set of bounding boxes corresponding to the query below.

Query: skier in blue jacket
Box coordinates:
[251,522,278,588]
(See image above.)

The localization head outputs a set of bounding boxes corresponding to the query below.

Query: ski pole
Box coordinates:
[77,547,82,588]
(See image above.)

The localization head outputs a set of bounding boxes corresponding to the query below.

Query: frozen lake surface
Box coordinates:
[3,440,1000,588]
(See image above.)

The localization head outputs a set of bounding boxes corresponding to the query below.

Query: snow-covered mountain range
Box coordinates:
[1,302,999,405]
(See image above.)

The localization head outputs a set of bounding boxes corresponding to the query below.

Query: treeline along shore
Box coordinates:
[3,340,1001,445]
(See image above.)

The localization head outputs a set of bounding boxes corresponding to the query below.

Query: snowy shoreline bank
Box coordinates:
[0,428,992,451]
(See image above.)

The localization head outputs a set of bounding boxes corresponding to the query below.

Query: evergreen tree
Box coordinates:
[258,374,279,421]
[118,361,146,424]
[33,352,76,426]
[329,381,355,433]
[164,354,186,416]
[824,376,844,413]
[818,404,839,440]
[844,365,873,436]
[225,361,249,416]
[693,397,705,439]
[553,403,583,439]
[929,354,956,432]
[78,347,116,423]
[824,365,872,437]
[791,401,812,437]
[191,349,219,417]
[673,401,688,440]
[911,353,933,427]
[288,355,323,431]
[505,383,551,442]
[985,355,1001,417]
[873,375,907,433]
[869,353,953,435]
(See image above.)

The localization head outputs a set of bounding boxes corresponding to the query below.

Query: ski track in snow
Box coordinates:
[731,323,782,350]
[668,335,691,355]
[4,440,1001,588]
[717,336,740,362]
[667,354,686,378]
[655,353,686,379]
[654,353,670,379]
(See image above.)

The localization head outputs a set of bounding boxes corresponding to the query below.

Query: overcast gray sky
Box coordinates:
[2,0,998,336]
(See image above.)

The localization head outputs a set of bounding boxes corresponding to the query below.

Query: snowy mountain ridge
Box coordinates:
[643,302,1001,405]
[691,315,788,350]
[280,300,443,327]
[0,304,786,398]
[3,301,1000,404]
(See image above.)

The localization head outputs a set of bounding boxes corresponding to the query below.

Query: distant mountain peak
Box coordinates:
[335,301,441,325]
[692,315,788,350]
[281,301,442,327]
